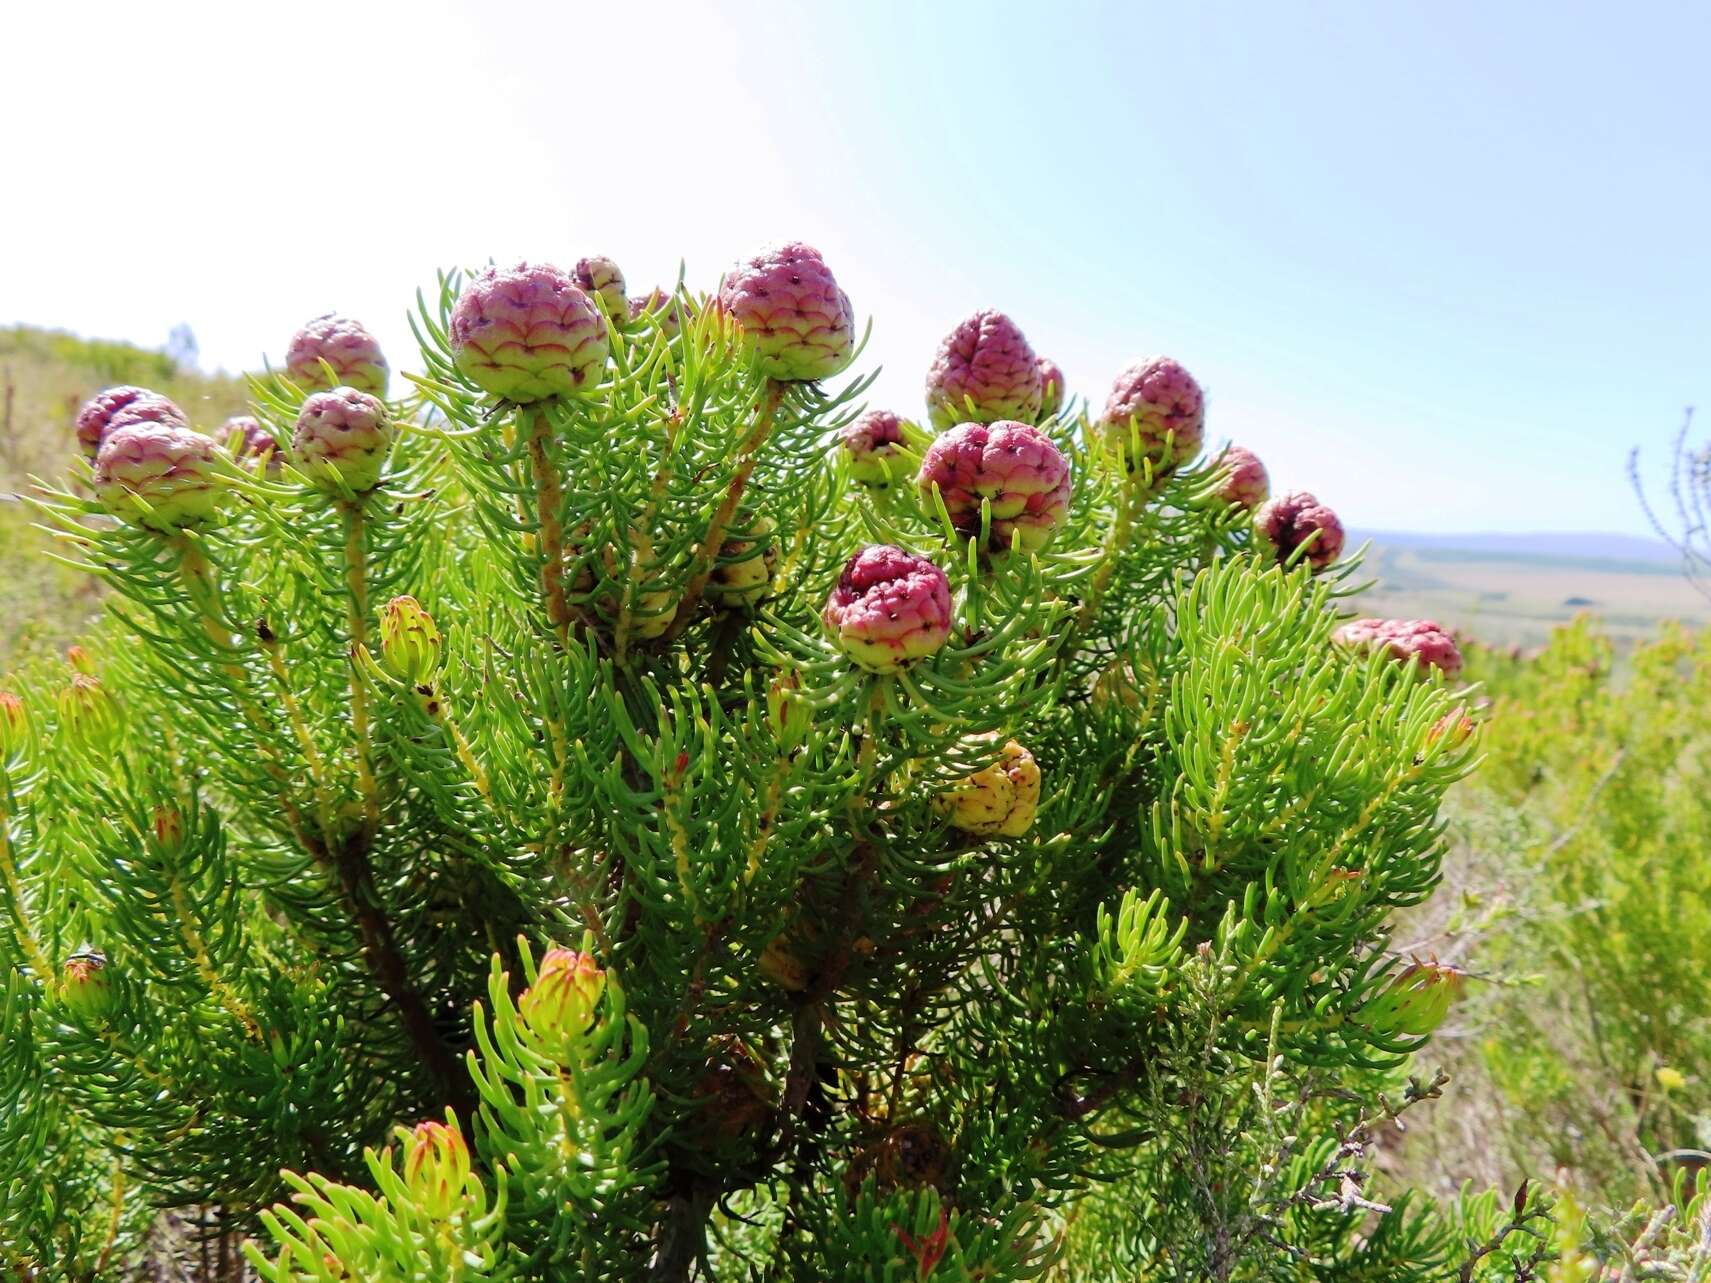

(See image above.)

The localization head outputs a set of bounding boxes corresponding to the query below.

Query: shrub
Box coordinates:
[0,247,1526,1279]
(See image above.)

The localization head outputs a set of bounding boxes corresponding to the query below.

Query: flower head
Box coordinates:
[1332,618,1463,679]
[628,287,684,338]
[1210,444,1269,510]
[1098,356,1205,479]
[93,422,227,530]
[917,420,1071,553]
[292,387,393,492]
[842,410,907,487]
[57,673,120,751]
[379,596,442,684]
[59,951,116,1022]
[1358,959,1466,1037]
[924,310,1043,430]
[285,315,389,396]
[707,517,777,609]
[717,242,855,381]
[402,1117,472,1219]
[822,546,953,674]
[450,261,610,402]
[222,415,281,472]
[1253,490,1346,572]
[0,692,24,757]
[936,736,1040,837]
[1036,357,1067,419]
[518,948,605,1056]
[573,255,629,326]
[75,386,188,461]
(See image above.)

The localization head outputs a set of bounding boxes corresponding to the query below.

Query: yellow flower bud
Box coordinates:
[378,596,442,685]
[935,737,1040,838]
[518,948,606,1055]
[401,1116,472,1219]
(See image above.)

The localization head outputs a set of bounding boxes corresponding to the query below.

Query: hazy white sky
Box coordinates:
[3,0,1708,535]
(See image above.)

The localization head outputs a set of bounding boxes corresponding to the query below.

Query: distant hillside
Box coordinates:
[1352,529,1709,647]
[1352,528,1680,566]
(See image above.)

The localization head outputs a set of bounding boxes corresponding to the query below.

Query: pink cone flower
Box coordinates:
[717,242,856,382]
[93,422,227,531]
[822,545,953,674]
[1098,356,1205,479]
[924,310,1044,430]
[1036,357,1067,419]
[573,255,628,325]
[1253,489,1345,572]
[1211,444,1269,509]
[842,409,907,487]
[629,288,683,339]
[1333,618,1463,679]
[285,314,389,397]
[292,387,393,492]
[917,420,1071,553]
[222,415,280,472]
[450,261,611,402]
[75,386,188,461]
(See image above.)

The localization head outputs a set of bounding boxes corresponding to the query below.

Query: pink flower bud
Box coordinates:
[1332,618,1463,679]
[222,415,281,473]
[1098,356,1205,479]
[916,420,1071,553]
[75,386,188,461]
[450,261,610,402]
[285,315,389,397]
[717,242,856,382]
[1253,490,1345,572]
[822,546,953,674]
[628,288,683,338]
[1210,445,1269,510]
[93,422,227,531]
[401,1117,471,1219]
[573,255,628,325]
[924,310,1044,430]
[1036,357,1067,419]
[936,736,1041,837]
[292,387,393,492]
[842,410,906,487]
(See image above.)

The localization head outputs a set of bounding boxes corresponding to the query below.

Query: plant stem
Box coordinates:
[663,378,785,642]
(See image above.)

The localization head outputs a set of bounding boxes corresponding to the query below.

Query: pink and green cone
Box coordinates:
[917,420,1071,553]
[1253,490,1346,572]
[842,409,907,487]
[822,545,953,674]
[1036,357,1067,419]
[93,421,227,531]
[1332,617,1463,679]
[75,386,188,461]
[285,314,389,397]
[629,288,684,339]
[717,242,856,382]
[924,310,1044,430]
[1211,444,1269,509]
[1098,356,1205,479]
[222,415,280,472]
[573,255,629,326]
[292,387,393,492]
[451,261,611,402]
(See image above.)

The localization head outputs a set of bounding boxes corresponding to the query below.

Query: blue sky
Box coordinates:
[3,0,1707,535]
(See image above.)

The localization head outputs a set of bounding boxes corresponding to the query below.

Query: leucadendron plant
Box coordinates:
[0,242,1541,1281]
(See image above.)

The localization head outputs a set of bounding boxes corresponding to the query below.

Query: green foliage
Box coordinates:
[1446,620,1711,1216]
[0,271,1514,1279]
